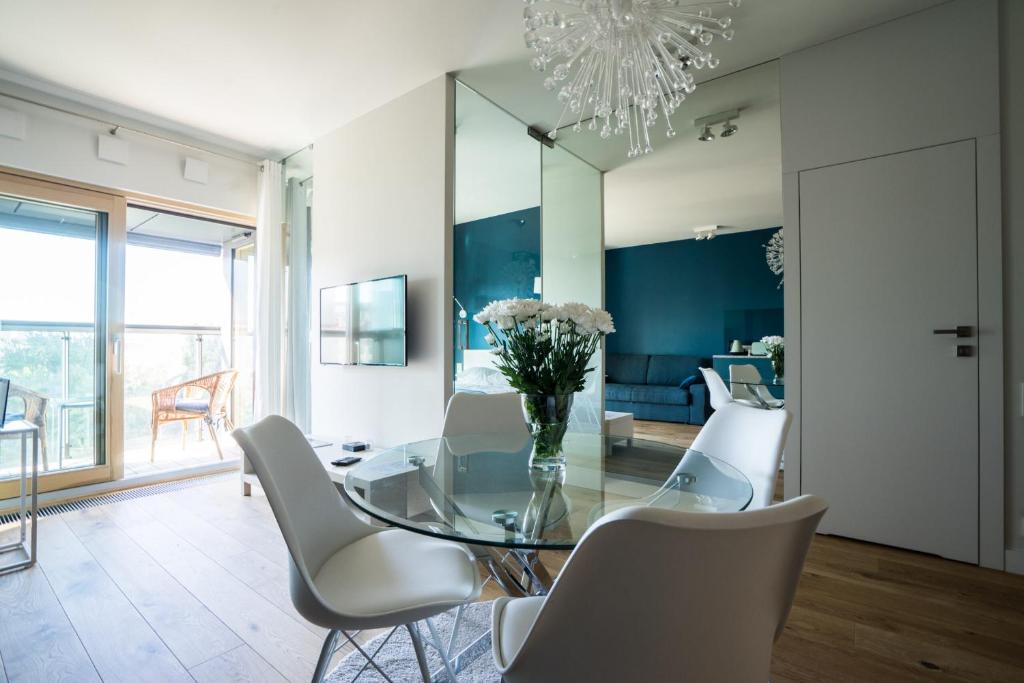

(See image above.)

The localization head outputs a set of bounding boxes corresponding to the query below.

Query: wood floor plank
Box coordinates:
[130,491,253,562]
[189,645,288,683]
[35,517,194,683]
[62,506,244,668]
[0,565,100,683]
[103,501,323,683]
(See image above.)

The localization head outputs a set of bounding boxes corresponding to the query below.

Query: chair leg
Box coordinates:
[312,629,341,683]
[407,623,432,683]
[205,417,224,460]
[425,617,459,683]
[150,422,158,463]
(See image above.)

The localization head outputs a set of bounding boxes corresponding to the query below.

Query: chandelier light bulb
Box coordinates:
[523,0,738,157]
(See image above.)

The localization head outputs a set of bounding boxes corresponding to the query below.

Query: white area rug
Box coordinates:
[327,601,500,682]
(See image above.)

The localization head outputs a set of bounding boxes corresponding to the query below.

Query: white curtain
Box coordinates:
[285,178,311,432]
[254,160,285,419]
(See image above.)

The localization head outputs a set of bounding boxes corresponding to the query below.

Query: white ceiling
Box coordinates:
[0,0,527,158]
[454,0,948,248]
[0,0,947,160]
[596,62,783,248]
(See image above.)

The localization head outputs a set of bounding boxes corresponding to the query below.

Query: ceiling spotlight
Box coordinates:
[721,120,738,137]
[698,125,715,142]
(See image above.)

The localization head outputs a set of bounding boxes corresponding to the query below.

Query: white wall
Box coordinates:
[310,76,453,447]
[1000,0,1024,566]
[0,92,257,215]
[781,0,1006,567]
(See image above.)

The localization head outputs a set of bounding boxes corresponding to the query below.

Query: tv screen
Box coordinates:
[320,275,407,366]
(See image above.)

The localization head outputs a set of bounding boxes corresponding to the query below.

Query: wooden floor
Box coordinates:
[0,421,1021,682]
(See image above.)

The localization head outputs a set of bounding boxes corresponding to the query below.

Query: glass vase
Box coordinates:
[522,393,574,472]
[771,353,784,382]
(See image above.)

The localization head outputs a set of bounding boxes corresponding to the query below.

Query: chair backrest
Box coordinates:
[498,496,827,683]
[699,367,733,410]
[208,370,238,414]
[9,384,48,424]
[441,391,529,438]
[232,416,373,613]
[691,402,792,509]
[729,363,762,401]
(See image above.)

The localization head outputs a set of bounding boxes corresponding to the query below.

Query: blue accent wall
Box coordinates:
[605,228,784,358]
[454,207,541,350]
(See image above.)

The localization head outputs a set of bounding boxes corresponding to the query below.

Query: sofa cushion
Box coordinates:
[646,355,703,387]
[605,383,642,402]
[606,354,650,385]
[630,384,690,406]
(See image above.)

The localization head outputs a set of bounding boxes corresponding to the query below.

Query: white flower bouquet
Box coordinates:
[474,298,615,470]
[474,298,614,396]
[760,335,784,379]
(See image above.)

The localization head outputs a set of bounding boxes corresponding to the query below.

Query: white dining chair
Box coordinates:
[691,402,792,509]
[700,367,737,410]
[441,390,529,437]
[730,363,785,409]
[491,495,828,683]
[233,415,481,682]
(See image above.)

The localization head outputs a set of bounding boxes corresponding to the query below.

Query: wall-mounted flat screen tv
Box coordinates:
[320,274,407,366]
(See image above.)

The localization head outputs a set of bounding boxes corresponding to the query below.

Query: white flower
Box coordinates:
[484,333,496,345]
[498,316,515,330]
[541,304,562,322]
[592,308,615,334]
[473,301,499,324]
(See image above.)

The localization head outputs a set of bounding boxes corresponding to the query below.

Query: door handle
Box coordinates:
[932,326,973,338]
[112,334,123,375]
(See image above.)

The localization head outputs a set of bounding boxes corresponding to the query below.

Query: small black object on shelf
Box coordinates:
[343,441,369,452]
[331,456,362,467]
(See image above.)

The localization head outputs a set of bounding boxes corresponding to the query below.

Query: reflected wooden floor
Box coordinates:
[0,420,1021,682]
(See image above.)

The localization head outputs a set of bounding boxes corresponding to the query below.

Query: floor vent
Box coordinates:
[0,472,231,526]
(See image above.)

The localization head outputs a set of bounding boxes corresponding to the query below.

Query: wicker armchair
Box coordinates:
[150,369,238,462]
[8,385,49,471]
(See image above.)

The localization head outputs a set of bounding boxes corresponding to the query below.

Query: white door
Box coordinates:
[800,140,979,563]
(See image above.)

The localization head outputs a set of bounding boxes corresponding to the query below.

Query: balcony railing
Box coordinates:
[0,319,251,473]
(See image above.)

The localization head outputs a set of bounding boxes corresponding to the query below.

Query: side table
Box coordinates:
[0,420,39,574]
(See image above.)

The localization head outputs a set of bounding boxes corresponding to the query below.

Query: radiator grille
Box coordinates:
[0,473,231,526]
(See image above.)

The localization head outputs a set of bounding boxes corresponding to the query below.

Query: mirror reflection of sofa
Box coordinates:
[605,354,711,425]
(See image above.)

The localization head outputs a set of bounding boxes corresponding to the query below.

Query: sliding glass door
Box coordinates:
[0,171,125,497]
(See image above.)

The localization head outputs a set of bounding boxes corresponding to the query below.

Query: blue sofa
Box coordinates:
[605,353,711,425]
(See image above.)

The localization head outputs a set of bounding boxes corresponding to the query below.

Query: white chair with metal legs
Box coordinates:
[729,363,785,409]
[233,415,482,682]
[491,495,827,683]
[438,392,545,596]
[700,367,761,410]
[691,402,792,509]
[441,391,528,438]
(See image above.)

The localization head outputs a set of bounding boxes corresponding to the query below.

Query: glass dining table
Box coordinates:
[342,431,753,597]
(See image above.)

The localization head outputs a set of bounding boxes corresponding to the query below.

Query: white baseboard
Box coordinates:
[1006,548,1024,575]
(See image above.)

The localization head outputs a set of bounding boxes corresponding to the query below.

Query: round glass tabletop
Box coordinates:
[341,432,753,550]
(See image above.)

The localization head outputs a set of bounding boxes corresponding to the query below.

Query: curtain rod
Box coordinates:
[0,90,262,166]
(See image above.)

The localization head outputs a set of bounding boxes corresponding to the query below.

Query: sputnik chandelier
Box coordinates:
[523,0,740,157]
